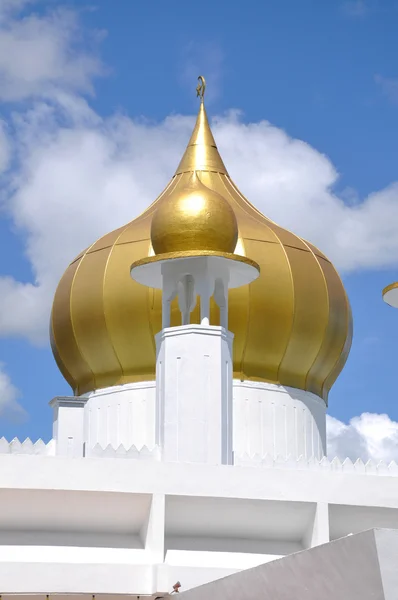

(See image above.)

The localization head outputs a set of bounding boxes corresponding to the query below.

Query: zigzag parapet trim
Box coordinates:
[0,437,56,456]
[234,452,398,476]
[86,443,162,460]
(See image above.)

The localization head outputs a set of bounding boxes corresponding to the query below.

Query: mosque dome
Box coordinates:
[51,81,352,402]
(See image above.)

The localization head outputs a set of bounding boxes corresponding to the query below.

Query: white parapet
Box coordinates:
[82,381,156,450]
[86,442,161,460]
[233,380,327,461]
[50,383,157,457]
[0,437,55,456]
[50,378,327,462]
[156,325,233,465]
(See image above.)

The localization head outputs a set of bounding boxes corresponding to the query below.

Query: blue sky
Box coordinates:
[0,0,398,458]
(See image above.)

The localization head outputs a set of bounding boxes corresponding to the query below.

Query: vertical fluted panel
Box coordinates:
[233,381,326,461]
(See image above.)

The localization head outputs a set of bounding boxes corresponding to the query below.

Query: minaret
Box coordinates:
[51,75,351,463]
[131,77,260,464]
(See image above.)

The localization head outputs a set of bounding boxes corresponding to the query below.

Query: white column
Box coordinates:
[178,274,196,325]
[303,502,330,548]
[155,325,234,465]
[162,279,178,329]
[140,494,165,562]
[197,277,212,326]
[50,396,86,457]
[214,276,228,330]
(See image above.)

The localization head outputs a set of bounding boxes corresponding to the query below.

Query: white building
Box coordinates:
[1,77,397,599]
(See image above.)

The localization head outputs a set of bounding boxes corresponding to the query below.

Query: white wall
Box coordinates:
[51,378,327,465]
[233,381,326,460]
[0,455,397,593]
[83,382,156,450]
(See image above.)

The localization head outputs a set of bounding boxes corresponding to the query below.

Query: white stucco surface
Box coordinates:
[0,304,394,597]
[233,380,326,460]
[81,382,157,450]
[156,325,233,465]
[179,528,398,600]
[0,453,397,595]
[50,378,327,464]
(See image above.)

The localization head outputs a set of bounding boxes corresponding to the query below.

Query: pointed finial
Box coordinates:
[174,75,227,175]
[196,75,206,101]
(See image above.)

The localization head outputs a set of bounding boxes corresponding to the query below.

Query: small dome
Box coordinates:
[150,171,238,255]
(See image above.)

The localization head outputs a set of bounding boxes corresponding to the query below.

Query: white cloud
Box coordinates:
[0,2,103,101]
[0,363,25,422]
[341,1,370,18]
[0,120,10,172]
[327,413,398,462]
[375,74,398,106]
[0,0,33,18]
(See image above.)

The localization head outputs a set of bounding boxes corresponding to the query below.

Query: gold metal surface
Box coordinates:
[174,94,228,175]
[382,281,398,297]
[382,281,398,309]
[196,75,206,100]
[51,78,352,401]
[151,171,238,255]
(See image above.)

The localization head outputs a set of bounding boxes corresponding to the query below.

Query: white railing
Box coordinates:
[234,452,398,475]
[85,443,162,460]
[0,437,56,456]
[0,437,396,475]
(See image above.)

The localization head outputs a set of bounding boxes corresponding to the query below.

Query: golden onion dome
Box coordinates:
[151,171,238,255]
[51,79,352,402]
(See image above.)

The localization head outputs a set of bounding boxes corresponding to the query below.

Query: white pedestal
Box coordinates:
[50,396,86,457]
[156,325,233,465]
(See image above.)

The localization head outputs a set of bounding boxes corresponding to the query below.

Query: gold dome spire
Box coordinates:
[51,76,352,401]
[175,76,228,175]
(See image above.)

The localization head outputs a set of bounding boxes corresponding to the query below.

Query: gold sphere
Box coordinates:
[151,172,238,255]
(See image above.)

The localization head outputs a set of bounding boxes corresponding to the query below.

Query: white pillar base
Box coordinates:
[50,396,86,457]
[156,325,234,465]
